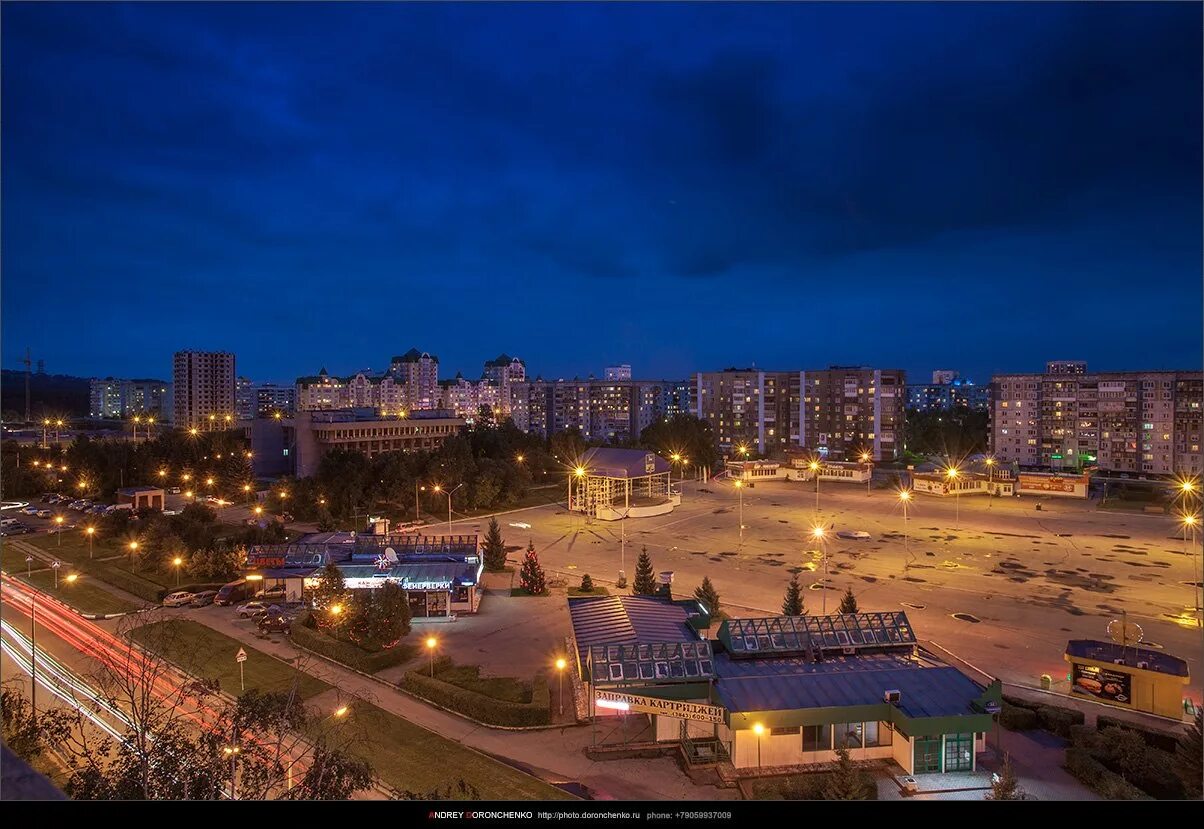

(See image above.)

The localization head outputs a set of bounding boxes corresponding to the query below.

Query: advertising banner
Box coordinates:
[1071,662,1132,705]
[594,690,725,723]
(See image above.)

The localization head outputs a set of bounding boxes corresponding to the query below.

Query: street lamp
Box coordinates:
[53,515,64,546]
[1183,514,1200,621]
[809,460,822,513]
[173,556,183,587]
[899,490,912,570]
[946,466,961,529]
[516,454,524,464]
[426,636,438,677]
[128,540,140,571]
[752,722,765,769]
[415,482,426,522]
[432,483,463,533]
[859,451,872,497]
[555,657,567,716]
[734,480,745,545]
[570,466,586,513]
[85,526,95,559]
[333,705,349,719]
[811,526,828,614]
[52,561,60,589]
[65,573,78,587]
[670,453,681,495]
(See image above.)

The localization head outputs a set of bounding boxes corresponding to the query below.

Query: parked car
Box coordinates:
[21,506,40,515]
[49,523,76,533]
[190,590,218,607]
[255,586,287,601]
[1,524,33,536]
[836,530,872,540]
[0,518,18,528]
[509,522,532,529]
[87,505,108,515]
[35,509,52,519]
[214,579,252,606]
[257,615,291,635]
[167,487,182,495]
[162,591,197,607]
[237,601,270,619]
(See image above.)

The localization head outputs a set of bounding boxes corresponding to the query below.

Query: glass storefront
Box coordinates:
[914,737,942,774]
[944,733,974,772]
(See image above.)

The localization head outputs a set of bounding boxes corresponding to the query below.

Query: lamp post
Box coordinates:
[809,460,821,514]
[670,453,681,495]
[899,489,912,570]
[752,722,764,769]
[52,561,60,589]
[985,457,996,491]
[432,483,463,533]
[54,515,64,546]
[173,556,183,587]
[415,482,426,522]
[1184,514,1200,622]
[426,636,438,677]
[734,479,745,545]
[946,467,961,530]
[860,451,872,497]
[128,540,139,572]
[812,526,828,614]
[85,526,95,559]
[555,657,567,716]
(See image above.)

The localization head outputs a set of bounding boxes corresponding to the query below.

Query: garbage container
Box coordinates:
[1040,674,1052,691]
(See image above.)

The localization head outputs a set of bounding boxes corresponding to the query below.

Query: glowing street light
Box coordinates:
[752,722,765,768]
[333,705,349,719]
[173,556,183,586]
[555,657,567,715]
[426,636,438,677]
[811,525,829,614]
[1183,513,1201,622]
[516,454,525,463]
[54,515,64,546]
[809,459,822,512]
[128,540,140,571]
[859,451,873,496]
[946,466,961,529]
[734,479,745,544]
[899,489,913,569]
[85,525,95,559]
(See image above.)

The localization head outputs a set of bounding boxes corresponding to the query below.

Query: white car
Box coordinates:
[836,530,872,540]
[162,591,197,607]
[237,601,270,619]
[509,522,532,529]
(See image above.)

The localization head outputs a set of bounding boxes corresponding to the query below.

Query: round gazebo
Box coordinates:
[570,447,681,520]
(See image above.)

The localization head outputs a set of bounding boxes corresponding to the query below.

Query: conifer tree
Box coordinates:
[839,586,859,614]
[782,574,805,616]
[519,540,546,595]
[985,753,1025,801]
[482,517,508,571]
[632,546,657,595]
[579,573,594,593]
[694,576,720,616]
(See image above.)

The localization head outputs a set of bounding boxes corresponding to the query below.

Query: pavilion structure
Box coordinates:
[570,447,680,521]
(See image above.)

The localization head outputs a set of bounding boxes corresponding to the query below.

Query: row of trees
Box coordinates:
[310,564,413,651]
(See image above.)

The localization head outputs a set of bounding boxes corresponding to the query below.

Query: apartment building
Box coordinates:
[295,369,406,414]
[509,378,552,436]
[236,378,296,420]
[798,367,905,462]
[906,371,990,413]
[483,354,526,414]
[89,377,172,421]
[605,364,632,381]
[172,350,236,430]
[389,349,440,411]
[990,362,1203,475]
[691,369,795,456]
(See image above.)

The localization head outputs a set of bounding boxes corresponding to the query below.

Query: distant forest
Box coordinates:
[1,369,90,421]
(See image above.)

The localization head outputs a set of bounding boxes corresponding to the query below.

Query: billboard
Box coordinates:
[594,690,725,723]
[1018,473,1089,498]
[1071,662,1132,705]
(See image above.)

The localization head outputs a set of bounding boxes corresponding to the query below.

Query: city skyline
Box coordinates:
[3,2,1201,384]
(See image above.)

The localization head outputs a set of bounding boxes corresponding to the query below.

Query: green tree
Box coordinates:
[782,574,805,616]
[1,684,72,763]
[985,752,1025,800]
[632,546,657,596]
[694,577,720,616]
[839,586,859,614]
[519,540,546,595]
[311,561,347,616]
[579,573,594,592]
[1175,706,1203,799]
[345,582,411,650]
[821,746,872,800]
[482,517,508,571]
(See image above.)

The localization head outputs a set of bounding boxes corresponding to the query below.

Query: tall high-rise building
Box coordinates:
[172,351,236,430]
[89,378,172,421]
[605,364,632,381]
[237,377,296,420]
[389,349,439,411]
[482,354,526,414]
[798,367,905,461]
[907,371,990,413]
[691,369,795,455]
[990,363,1202,475]
[295,369,404,414]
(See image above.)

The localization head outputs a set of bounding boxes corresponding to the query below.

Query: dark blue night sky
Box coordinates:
[3,2,1200,385]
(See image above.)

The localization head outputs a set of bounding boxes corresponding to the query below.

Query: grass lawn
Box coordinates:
[25,532,122,564]
[129,620,330,700]
[17,570,141,616]
[510,587,552,597]
[435,663,531,704]
[566,586,611,597]
[335,701,575,800]
[2,543,42,573]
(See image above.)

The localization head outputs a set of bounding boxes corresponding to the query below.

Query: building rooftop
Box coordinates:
[712,650,990,718]
[1065,640,1190,677]
[568,595,702,651]
[579,447,670,478]
[117,486,165,495]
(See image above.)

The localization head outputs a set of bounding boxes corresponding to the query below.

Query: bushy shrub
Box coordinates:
[1036,704,1084,739]
[291,610,415,674]
[1096,715,1180,754]
[1064,748,1149,800]
[403,670,551,727]
[999,702,1039,731]
[751,772,877,801]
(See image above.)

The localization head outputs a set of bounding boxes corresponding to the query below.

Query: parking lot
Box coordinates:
[447,477,1203,705]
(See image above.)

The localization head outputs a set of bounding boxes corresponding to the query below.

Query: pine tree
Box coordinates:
[519,540,546,595]
[782,574,805,616]
[311,561,347,615]
[579,573,594,593]
[1175,706,1203,799]
[821,746,871,800]
[694,577,720,616]
[482,517,508,571]
[986,753,1025,801]
[838,586,859,615]
[633,546,657,595]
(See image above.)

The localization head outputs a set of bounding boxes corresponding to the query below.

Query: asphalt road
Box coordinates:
[447,478,1204,706]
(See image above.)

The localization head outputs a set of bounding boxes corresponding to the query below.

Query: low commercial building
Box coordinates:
[570,599,1000,776]
[1016,471,1090,498]
[911,472,1014,498]
[571,447,680,520]
[1064,640,1190,719]
[116,486,165,510]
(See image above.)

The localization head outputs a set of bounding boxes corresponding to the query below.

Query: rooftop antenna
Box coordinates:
[1107,612,1143,664]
